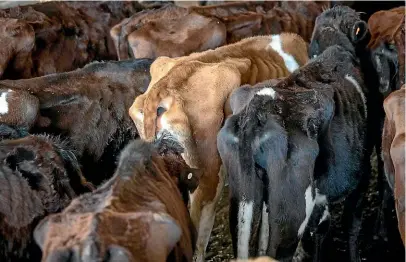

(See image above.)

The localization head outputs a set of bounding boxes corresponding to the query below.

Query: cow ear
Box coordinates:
[351,21,368,43]
[33,217,50,249]
[6,23,24,36]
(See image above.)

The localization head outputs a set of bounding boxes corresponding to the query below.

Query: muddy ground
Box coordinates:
[205,155,405,262]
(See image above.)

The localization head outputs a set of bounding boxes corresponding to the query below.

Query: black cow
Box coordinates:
[218,28,371,262]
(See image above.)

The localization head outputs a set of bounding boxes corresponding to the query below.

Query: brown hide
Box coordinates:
[34,138,198,262]
[129,33,308,260]
[0,134,91,262]
[111,1,328,60]
[0,18,34,79]
[0,59,152,185]
[110,5,190,60]
[368,6,405,86]
[0,1,142,79]
[126,11,226,59]
[382,85,405,244]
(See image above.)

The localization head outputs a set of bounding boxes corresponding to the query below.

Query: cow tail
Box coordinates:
[234,116,262,259]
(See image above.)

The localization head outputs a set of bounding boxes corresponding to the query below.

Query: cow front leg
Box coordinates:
[190,165,226,262]
[294,186,331,262]
[342,171,370,262]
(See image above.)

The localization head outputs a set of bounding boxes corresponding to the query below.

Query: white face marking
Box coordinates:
[269,35,300,73]
[237,201,254,259]
[258,202,269,255]
[256,87,276,98]
[187,173,193,180]
[344,74,367,118]
[313,55,317,59]
[0,90,9,115]
[298,186,327,236]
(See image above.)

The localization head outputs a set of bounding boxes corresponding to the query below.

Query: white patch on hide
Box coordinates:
[256,87,276,98]
[258,203,269,255]
[345,74,367,118]
[0,90,10,115]
[269,35,300,73]
[298,186,327,236]
[237,201,254,258]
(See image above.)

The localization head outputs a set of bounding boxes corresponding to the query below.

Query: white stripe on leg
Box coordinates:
[237,201,254,258]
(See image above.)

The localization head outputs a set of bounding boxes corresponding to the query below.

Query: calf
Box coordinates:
[34,135,200,262]
[0,59,153,185]
[0,18,35,79]
[382,85,405,245]
[129,33,308,262]
[218,42,369,261]
[0,134,92,262]
[308,5,384,262]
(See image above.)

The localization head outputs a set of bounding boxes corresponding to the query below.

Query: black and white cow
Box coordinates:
[217,17,373,262]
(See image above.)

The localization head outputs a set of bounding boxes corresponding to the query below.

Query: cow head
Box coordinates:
[34,138,200,262]
[34,211,181,262]
[0,18,35,78]
[309,5,368,58]
[368,8,405,96]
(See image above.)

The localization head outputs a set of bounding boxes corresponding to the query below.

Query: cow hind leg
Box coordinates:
[342,171,370,262]
[258,202,269,256]
[191,166,226,262]
[294,186,330,262]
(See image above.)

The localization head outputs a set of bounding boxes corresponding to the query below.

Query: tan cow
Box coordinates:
[129,33,308,261]
[382,84,405,244]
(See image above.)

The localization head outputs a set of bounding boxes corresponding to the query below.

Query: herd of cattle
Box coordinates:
[0,1,404,262]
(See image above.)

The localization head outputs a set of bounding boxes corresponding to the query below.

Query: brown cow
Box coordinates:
[382,85,405,244]
[368,6,405,95]
[34,135,201,262]
[129,33,308,261]
[125,10,226,59]
[0,1,143,79]
[367,6,405,242]
[110,4,226,60]
[112,1,328,60]
[0,18,35,79]
[0,59,153,185]
[0,134,93,262]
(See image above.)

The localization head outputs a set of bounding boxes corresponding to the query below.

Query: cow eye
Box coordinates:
[157,106,166,117]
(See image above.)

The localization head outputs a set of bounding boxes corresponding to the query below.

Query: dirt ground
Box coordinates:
[205,155,405,262]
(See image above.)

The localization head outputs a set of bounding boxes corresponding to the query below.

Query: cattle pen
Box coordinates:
[0,1,404,262]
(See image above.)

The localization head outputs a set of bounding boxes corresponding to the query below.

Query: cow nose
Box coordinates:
[379,78,390,93]
[45,249,73,262]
